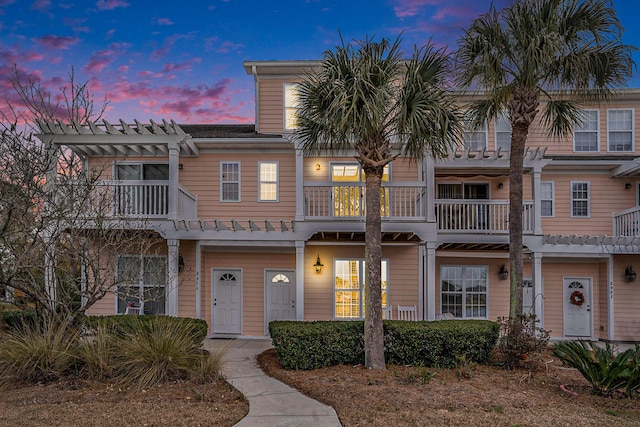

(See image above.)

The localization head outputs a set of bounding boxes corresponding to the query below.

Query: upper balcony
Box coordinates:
[613,206,640,237]
[436,199,534,234]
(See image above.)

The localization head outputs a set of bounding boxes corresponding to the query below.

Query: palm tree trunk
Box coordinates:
[364,169,385,369]
[508,122,528,318]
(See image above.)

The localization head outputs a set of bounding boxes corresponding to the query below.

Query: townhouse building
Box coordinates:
[37,60,640,342]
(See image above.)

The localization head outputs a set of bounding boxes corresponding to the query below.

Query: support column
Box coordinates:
[532,252,544,327]
[426,241,437,320]
[167,239,179,316]
[607,255,615,341]
[294,141,305,221]
[80,240,88,312]
[425,156,435,222]
[195,241,202,319]
[295,241,305,320]
[44,230,56,308]
[168,142,179,220]
[532,167,542,235]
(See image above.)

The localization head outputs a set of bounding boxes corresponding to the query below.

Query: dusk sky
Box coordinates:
[1,0,639,124]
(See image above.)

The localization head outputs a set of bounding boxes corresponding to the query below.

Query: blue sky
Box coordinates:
[1,0,639,124]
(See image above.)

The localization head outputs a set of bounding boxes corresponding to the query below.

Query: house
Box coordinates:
[37,60,640,342]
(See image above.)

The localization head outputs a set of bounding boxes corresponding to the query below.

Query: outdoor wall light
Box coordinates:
[178,255,185,273]
[498,182,504,189]
[498,264,509,280]
[625,182,632,190]
[625,265,636,283]
[313,255,324,274]
[315,163,321,171]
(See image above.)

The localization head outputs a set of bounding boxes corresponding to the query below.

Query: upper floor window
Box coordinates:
[608,109,633,152]
[462,118,487,150]
[258,161,278,202]
[334,259,388,319]
[495,112,512,151]
[284,83,299,131]
[221,162,240,202]
[573,110,599,152]
[115,163,169,180]
[571,181,589,217]
[540,181,554,217]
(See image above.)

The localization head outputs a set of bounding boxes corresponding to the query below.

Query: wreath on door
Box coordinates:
[569,290,585,307]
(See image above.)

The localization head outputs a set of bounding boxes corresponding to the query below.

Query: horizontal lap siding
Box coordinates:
[203,251,295,336]
[257,78,295,134]
[179,153,296,220]
[613,256,640,341]
[176,240,197,319]
[541,173,633,236]
[303,245,420,321]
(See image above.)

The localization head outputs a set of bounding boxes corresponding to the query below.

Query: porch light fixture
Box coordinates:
[313,255,324,274]
[625,182,632,190]
[315,163,321,171]
[498,182,504,189]
[625,265,636,283]
[178,255,185,273]
[498,264,509,281]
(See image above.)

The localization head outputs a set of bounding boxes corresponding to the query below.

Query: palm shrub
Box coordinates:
[624,345,640,397]
[110,315,210,388]
[552,340,634,397]
[0,315,80,385]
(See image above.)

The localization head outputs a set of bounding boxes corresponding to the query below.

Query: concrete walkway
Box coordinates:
[204,338,342,427]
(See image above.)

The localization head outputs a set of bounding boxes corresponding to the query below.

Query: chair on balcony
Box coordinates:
[397,305,417,321]
[436,312,456,320]
[382,306,392,320]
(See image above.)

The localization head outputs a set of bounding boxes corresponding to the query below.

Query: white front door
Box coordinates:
[265,270,296,333]
[212,269,242,334]
[563,278,592,337]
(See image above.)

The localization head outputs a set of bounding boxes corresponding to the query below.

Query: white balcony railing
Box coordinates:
[435,199,534,233]
[613,206,640,237]
[303,183,426,220]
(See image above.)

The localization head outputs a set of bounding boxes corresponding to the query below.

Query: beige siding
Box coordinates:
[256,78,301,134]
[613,256,640,341]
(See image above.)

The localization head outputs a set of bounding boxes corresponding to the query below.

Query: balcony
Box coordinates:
[613,206,640,237]
[435,199,534,234]
[303,183,426,220]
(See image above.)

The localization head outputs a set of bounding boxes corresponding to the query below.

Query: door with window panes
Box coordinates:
[331,164,389,217]
[114,163,169,216]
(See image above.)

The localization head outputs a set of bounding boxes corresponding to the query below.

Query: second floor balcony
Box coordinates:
[435,199,534,234]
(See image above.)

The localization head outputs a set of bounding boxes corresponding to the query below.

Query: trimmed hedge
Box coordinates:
[1,310,38,331]
[269,319,499,370]
[85,315,209,345]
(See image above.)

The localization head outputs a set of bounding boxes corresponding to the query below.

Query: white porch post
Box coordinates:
[195,241,202,319]
[168,142,179,220]
[532,167,542,235]
[295,241,305,320]
[425,156,435,223]
[418,245,425,320]
[167,239,179,316]
[532,252,544,327]
[294,141,305,221]
[426,241,437,320]
[607,255,615,341]
[43,231,56,308]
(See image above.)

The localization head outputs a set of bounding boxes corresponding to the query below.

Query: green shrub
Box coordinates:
[85,315,208,346]
[552,340,634,397]
[269,320,364,370]
[269,319,499,370]
[0,316,80,385]
[384,320,499,368]
[1,310,38,331]
[625,345,640,396]
[496,314,550,369]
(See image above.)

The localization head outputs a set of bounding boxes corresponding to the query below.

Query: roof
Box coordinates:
[179,124,276,139]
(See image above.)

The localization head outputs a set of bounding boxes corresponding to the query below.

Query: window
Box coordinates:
[334,259,388,319]
[540,181,554,217]
[258,162,278,202]
[441,266,487,319]
[571,181,589,217]
[608,109,633,152]
[116,255,166,314]
[462,119,487,150]
[574,110,599,152]
[495,112,512,151]
[221,162,240,202]
[331,163,389,217]
[284,83,299,131]
[115,163,169,180]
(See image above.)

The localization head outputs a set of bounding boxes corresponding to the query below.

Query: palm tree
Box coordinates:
[456,0,635,318]
[295,36,460,369]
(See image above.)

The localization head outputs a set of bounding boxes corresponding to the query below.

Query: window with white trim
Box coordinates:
[221,162,240,202]
[608,109,633,152]
[441,265,487,319]
[284,83,299,131]
[258,162,278,202]
[462,119,487,150]
[571,181,589,217]
[334,259,388,319]
[540,181,554,217]
[116,255,166,314]
[495,112,512,151]
[114,163,169,181]
[573,110,599,152]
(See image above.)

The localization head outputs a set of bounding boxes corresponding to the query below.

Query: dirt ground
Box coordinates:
[0,378,248,427]
[258,349,640,427]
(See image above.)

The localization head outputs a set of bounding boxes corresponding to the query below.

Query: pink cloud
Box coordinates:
[30,0,50,12]
[84,43,129,74]
[96,0,129,11]
[155,18,173,26]
[393,0,441,18]
[161,58,201,74]
[34,35,78,49]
